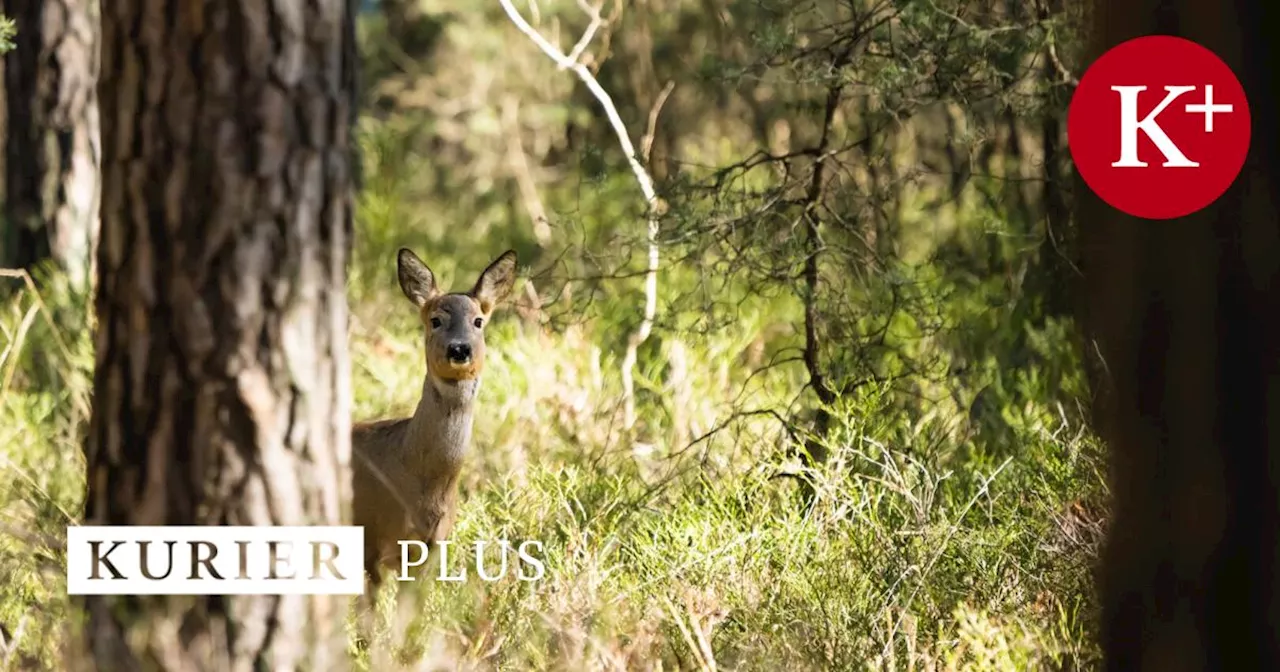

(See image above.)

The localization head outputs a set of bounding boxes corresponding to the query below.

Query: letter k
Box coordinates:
[89,540,126,580]
[1111,85,1199,168]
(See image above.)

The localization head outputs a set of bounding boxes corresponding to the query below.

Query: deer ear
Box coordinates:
[471,250,518,314]
[397,248,438,308]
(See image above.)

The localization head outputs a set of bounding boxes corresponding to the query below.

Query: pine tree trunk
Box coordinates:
[77,0,359,669]
[1079,0,1280,669]
[2,0,99,289]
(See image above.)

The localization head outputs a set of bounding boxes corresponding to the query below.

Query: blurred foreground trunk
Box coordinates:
[1,0,99,289]
[76,0,358,668]
[1078,0,1280,669]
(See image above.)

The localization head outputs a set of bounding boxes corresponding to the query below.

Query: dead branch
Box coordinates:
[498,0,661,431]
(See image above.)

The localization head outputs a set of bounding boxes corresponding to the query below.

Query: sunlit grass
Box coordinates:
[0,107,1105,670]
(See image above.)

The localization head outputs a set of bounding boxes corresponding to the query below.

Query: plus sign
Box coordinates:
[1184,85,1233,132]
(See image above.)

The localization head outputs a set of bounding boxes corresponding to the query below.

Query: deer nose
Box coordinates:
[446,343,472,363]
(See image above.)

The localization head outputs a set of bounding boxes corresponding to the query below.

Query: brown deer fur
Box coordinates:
[352,248,517,587]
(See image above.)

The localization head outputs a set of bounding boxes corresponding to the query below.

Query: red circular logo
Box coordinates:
[1067,35,1251,220]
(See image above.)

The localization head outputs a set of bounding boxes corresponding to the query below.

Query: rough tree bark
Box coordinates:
[1,0,100,289]
[77,0,358,669]
[1078,0,1280,669]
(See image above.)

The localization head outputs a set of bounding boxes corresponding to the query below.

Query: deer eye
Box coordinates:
[430,317,442,329]
[473,317,484,329]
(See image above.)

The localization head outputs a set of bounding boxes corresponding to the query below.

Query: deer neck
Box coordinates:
[405,374,479,475]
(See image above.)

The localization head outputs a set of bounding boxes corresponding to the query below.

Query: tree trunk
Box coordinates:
[1078,1,1280,669]
[2,0,99,290]
[77,0,358,669]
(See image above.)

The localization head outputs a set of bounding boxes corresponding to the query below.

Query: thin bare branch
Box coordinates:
[564,0,606,68]
[642,80,676,164]
[499,0,661,431]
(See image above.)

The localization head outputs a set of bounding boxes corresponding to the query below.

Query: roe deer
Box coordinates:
[352,248,517,587]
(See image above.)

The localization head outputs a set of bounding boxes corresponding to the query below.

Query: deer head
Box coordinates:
[396,248,518,386]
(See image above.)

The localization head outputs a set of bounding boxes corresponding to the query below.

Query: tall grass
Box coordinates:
[0,113,1107,671]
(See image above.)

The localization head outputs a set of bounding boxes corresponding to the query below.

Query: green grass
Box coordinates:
[0,2,1105,667]
[0,112,1106,671]
[0,262,1106,670]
